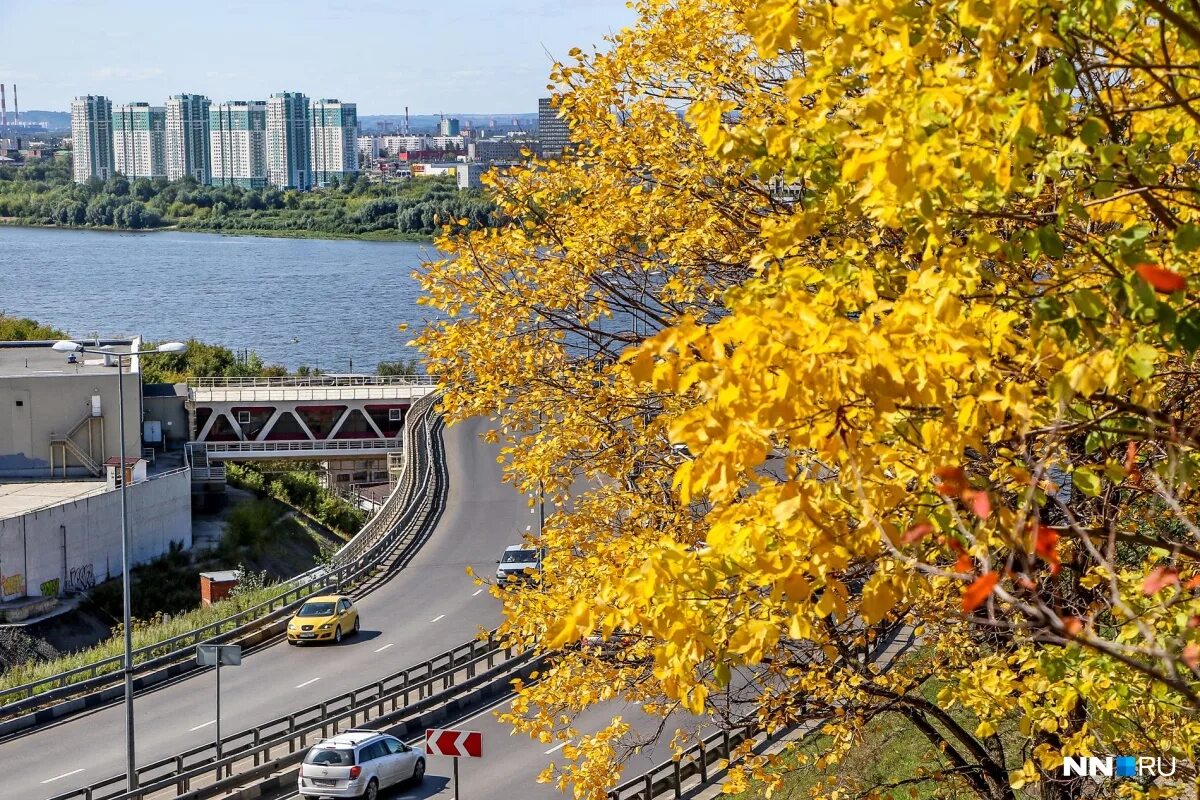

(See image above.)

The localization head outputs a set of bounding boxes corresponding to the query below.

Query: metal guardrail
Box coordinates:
[0,390,443,720]
[202,438,404,455]
[47,630,512,800]
[187,375,438,388]
[608,623,913,800]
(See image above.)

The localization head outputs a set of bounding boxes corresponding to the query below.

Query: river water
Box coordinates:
[0,226,442,371]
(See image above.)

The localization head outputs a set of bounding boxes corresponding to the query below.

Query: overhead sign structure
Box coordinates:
[426,728,483,758]
[426,728,482,799]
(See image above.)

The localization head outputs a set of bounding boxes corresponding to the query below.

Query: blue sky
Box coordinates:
[0,0,634,114]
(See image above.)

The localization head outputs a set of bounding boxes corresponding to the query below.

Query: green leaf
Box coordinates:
[1174,223,1200,253]
[1073,467,1101,497]
[1072,289,1107,320]
[1052,58,1077,90]
[1177,310,1200,354]
[1038,226,1065,259]
[1124,343,1158,380]
[1079,117,1106,148]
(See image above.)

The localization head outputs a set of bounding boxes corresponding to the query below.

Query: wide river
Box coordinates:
[0,226,441,371]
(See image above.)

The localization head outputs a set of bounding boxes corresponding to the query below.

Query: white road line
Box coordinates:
[545,740,572,754]
[295,677,321,689]
[472,588,483,597]
[188,719,216,731]
[41,769,85,784]
[430,614,446,623]
[375,643,395,653]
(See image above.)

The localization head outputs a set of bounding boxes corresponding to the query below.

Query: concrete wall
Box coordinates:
[0,371,142,478]
[0,468,191,600]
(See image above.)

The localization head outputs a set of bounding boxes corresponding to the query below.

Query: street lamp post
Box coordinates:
[52,339,187,791]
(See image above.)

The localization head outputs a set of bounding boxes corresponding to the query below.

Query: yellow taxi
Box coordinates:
[287,594,361,645]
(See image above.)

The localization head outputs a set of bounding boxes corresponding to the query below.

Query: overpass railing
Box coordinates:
[188,375,438,388]
[202,438,404,455]
[0,390,444,723]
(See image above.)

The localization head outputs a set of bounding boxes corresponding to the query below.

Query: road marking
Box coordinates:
[41,769,85,784]
[545,740,572,754]
[430,614,446,623]
[189,719,217,731]
[295,677,321,689]
[375,643,395,653]
[472,589,483,597]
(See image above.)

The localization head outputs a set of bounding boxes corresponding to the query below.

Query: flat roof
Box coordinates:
[0,340,138,379]
[0,480,108,521]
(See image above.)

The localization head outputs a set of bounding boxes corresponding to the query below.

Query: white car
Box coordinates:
[495,544,544,585]
[298,729,425,799]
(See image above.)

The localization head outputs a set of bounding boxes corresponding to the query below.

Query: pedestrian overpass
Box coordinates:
[186,375,437,461]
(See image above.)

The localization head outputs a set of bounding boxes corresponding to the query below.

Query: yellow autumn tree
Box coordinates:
[418,0,1200,798]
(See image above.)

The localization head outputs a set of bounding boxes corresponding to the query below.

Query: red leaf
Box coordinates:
[1185,574,1200,590]
[1143,566,1180,595]
[1063,617,1084,636]
[1135,263,1188,294]
[962,572,1000,613]
[935,466,967,496]
[965,490,992,519]
[902,522,934,544]
[1183,644,1200,671]
[1124,441,1138,473]
[955,553,974,574]
[1015,575,1036,591]
[1187,615,1200,629]
[1034,525,1061,575]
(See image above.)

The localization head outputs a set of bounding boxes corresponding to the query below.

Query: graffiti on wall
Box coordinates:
[40,578,60,597]
[1,572,25,598]
[67,563,95,592]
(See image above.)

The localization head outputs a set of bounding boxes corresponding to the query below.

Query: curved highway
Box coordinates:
[10,416,531,800]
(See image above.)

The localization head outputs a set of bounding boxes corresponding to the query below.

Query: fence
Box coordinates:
[188,375,438,388]
[0,391,443,722]
[46,630,516,800]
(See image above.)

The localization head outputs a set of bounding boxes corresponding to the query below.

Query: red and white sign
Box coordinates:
[425,728,483,758]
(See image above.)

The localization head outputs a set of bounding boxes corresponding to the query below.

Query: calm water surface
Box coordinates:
[0,226,442,371]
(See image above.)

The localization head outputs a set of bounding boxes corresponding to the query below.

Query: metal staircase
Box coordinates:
[48,413,104,477]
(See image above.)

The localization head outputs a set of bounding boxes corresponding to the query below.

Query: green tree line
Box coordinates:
[0,158,498,238]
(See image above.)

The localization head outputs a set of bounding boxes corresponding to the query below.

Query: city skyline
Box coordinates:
[0,0,634,114]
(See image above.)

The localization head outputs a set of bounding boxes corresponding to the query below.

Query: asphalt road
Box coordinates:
[10,416,533,800]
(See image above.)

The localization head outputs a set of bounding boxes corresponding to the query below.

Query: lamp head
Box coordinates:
[52,340,83,353]
[155,342,188,354]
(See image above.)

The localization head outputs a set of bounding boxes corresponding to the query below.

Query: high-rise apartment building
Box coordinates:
[112,103,167,179]
[267,92,311,189]
[537,98,570,160]
[70,95,114,182]
[309,99,358,187]
[209,101,267,189]
[165,94,211,183]
[438,117,460,136]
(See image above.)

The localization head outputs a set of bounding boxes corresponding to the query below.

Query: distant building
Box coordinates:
[457,162,497,190]
[209,100,268,189]
[112,103,167,179]
[438,117,460,136]
[165,94,211,183]
[469,138,531,163]
[70,95,114,182]
[357,135,379,162]
[429,135,465,150]
[410,163,457,178]
[267,91,311,190]
[309,99,359,188]
[538,97,570,160]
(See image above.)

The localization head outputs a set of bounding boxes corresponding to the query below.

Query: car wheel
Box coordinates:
[334,626,342,644]
[412,758,425,783]
[353,616,361,634]
[363,777,379,800]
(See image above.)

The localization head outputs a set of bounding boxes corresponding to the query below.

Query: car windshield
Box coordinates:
[304,747,354,765]
[298,602,336,617]
[501,549,539,564]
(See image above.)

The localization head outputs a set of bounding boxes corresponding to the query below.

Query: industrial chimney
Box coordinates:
[1,84,6,128]
[13,84,18,123]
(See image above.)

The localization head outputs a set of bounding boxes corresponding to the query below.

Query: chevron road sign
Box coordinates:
[425,727,483,758]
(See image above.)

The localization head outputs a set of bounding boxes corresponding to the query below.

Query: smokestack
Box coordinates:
[1,84,6,128]
[404,106,409,135]
[13,84,17,123]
